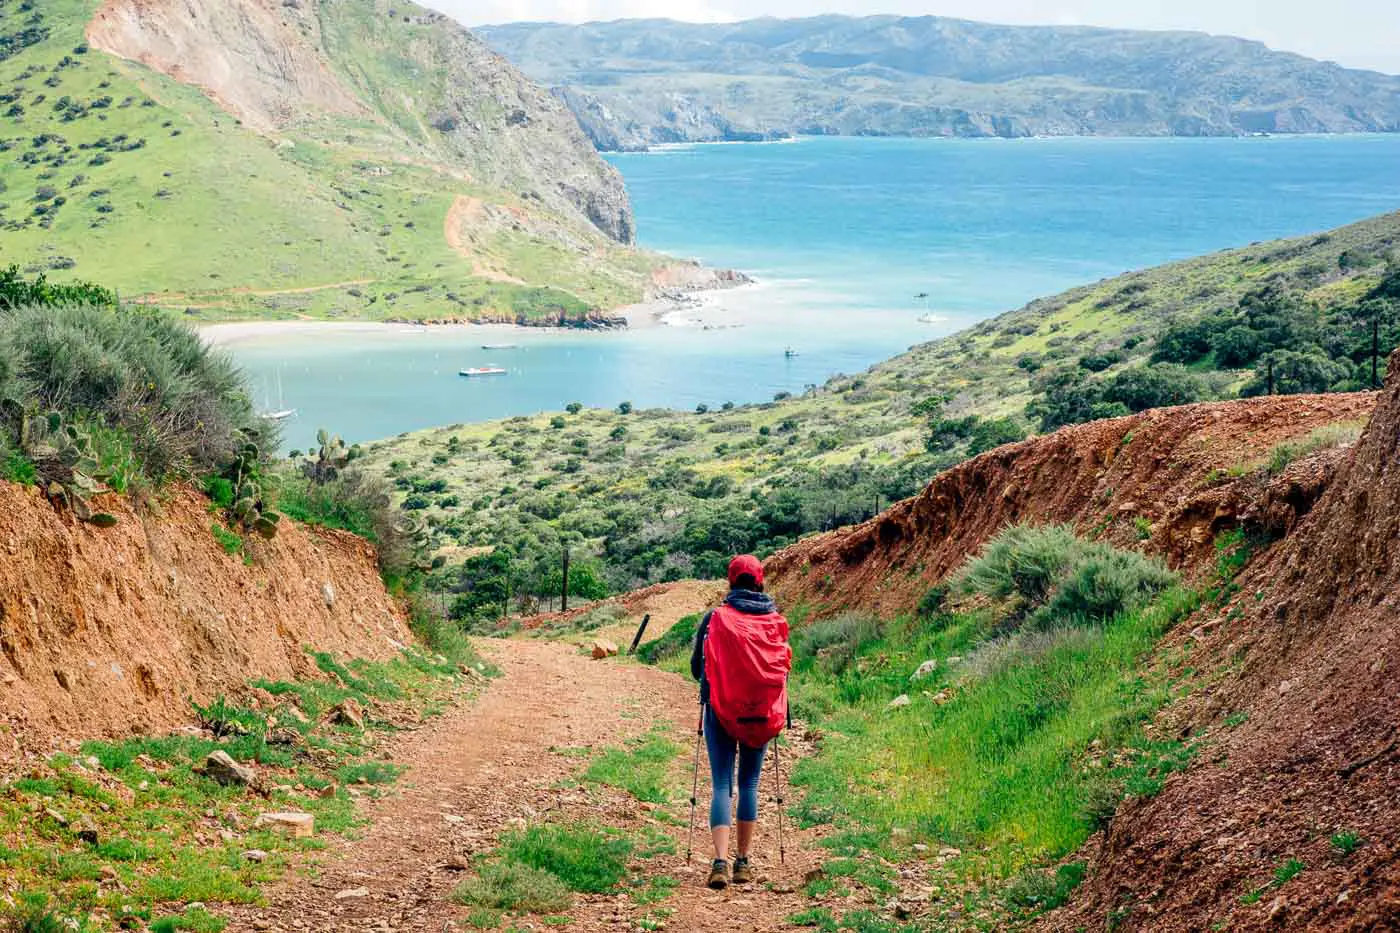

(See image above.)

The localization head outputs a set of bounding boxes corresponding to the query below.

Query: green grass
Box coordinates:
[0,646,473,930]
[495,824,632,894]
[209,522,243,557]
[581,729,681,803]
[0,0,664,321]
[1330,830,1364,857]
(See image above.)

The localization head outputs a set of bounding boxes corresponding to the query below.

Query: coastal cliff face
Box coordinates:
[87,0,633,243]
[0,482,410,749]
[481,15,1400,150]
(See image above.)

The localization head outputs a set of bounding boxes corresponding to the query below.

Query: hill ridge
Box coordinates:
[479,13,1400,150]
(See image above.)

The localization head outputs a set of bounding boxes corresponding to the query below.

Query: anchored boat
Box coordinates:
[460,367,508,377]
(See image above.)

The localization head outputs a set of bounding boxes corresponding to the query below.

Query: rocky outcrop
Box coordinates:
[766,393,1376,616]
[0,483,410,749]
[87,0,634,243]
[1039,353,1400,931]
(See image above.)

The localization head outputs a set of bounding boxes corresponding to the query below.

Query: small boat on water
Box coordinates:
[481,343,519,350]
[784,347,799,359]
[460,367,508,377]
[260,409,298,422]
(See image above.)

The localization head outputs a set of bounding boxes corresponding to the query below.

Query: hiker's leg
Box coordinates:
[734,741,768,857]
[704,705,737,859]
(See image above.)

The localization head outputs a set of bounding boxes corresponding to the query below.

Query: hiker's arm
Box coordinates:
[690,611,711,682]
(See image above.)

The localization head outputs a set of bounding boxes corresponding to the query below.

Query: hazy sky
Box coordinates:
[442,0,1400,74]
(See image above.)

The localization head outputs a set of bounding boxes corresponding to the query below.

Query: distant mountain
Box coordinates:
[0,0,697,324]
[479,15,1400,150]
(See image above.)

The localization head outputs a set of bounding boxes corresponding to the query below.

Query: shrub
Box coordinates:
[955,525,1083,606]
[1037,547,1176,625]
[956,524,1177,627]
[793,613,883,676]
[452,861,572,912]
[0,302,268,483]
[1004,862,1087,913]
[274,469,417,577]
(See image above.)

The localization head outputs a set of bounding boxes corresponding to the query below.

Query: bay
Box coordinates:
[225,135,1400,449]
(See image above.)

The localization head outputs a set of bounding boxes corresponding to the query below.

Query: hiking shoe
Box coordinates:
[707,859,729,890]
[731,856,754,884]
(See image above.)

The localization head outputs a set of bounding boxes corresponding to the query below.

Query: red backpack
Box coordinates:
[704,603,792,749]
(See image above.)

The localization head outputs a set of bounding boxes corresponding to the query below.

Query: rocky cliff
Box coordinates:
[0,482,410,750]
[481,15,1400,150]
[87,0,633,243]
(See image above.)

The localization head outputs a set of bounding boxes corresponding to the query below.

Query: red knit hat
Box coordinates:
[727,554,764,587]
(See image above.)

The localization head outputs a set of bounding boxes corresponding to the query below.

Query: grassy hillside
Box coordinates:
[481,15,1400,150]
[0,0,665,322]
[361,211,1400,608]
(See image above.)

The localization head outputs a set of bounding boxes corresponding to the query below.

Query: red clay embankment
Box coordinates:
[0,483,409,756]
[767,392,1376,616]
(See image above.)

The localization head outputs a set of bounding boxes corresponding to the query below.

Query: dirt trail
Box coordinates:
[224,637,819,932]
[444,195,526,284]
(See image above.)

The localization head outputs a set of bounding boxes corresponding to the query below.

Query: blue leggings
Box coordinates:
[704,704,768,828]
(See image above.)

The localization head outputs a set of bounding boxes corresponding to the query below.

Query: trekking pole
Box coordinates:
[774,738,786,865]
[686,705,704,865]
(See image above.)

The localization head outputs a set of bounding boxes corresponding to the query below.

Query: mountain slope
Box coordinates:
[479,15,1400,150]
[0,0,681,322]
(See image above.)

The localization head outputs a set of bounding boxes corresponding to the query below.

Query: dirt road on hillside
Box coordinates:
[223,638,821,932]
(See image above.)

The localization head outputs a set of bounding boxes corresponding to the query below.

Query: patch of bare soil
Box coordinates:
[768,393,1376,617]
[0,482,408,757]
[87,0,364,133]
[223,637,827,932]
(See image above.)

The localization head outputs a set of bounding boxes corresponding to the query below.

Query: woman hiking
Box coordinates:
[691,554,792,890]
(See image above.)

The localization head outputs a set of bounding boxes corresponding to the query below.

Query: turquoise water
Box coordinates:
[226,135,1400,449]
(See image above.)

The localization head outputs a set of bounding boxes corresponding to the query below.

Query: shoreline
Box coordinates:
[200,279,760,347]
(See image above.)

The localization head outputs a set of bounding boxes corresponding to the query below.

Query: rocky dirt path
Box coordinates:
[223,637,820,932]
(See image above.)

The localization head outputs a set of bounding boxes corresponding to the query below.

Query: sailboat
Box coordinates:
[784,347,799,359]
[258,371,298,421]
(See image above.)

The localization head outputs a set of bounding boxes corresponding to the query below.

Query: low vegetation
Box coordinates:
[369,212,1400,599]
[0,645,492,931]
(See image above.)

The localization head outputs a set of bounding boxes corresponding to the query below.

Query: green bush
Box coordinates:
[954,524,1083,607]
[793,613,884,676]
[956,524,1176,628]
[0,302,268,483]
[1038,547,1177,625]
[452,861,573,913]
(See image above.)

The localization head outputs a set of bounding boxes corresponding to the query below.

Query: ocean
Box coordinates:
[224,135,1400,450]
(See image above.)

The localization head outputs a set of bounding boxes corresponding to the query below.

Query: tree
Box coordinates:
[565,401,583,415]
[1241,350,1350,397]
[1026,369,1105,432]
[617,401,633,415]
[1101,364,1205,412]
[1349,298,1398,389]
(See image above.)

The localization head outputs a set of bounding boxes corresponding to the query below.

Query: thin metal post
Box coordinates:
[628,614,651,655]
[561,548,570,612]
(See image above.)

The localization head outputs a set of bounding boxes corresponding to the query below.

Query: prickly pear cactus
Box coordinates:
[0,401,117,527]
[303,428,351,485]
[214,435,280,540]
